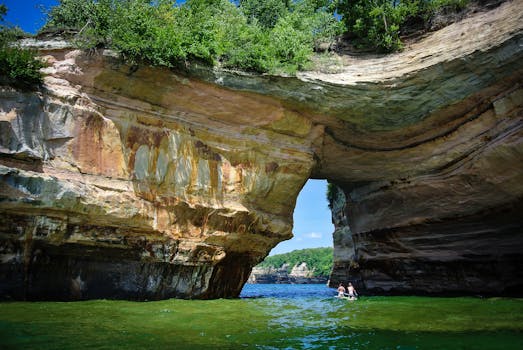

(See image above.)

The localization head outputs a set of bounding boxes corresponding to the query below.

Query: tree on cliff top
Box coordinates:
[42,0,343,74]
[0,4,6,20]
[0,5,44,90]
[336,0,470,52]
[40,0,474,71]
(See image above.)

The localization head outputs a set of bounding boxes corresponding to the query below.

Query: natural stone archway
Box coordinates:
[1,0,522,300]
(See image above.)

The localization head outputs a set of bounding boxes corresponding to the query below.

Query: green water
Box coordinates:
[1,296,522,349]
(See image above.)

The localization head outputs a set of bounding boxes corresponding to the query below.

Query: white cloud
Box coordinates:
[304,232,322,239]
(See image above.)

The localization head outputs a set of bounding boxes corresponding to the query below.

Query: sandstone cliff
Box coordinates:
[1,0,522,299]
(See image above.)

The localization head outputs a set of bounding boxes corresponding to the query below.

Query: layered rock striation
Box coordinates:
[323,1,523,296]
[0,50,318,300]
[1,0,522,299]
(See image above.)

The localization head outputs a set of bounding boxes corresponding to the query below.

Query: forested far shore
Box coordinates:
[256,247,333,278]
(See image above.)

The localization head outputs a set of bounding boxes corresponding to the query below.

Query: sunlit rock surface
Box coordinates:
[0,51,317,300]
[1,0,522,299]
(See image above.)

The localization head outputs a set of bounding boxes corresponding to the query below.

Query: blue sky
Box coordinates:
[1,0,189,33]
[1,0,335,256]
[271,179,334,256]
[1,0,57,33]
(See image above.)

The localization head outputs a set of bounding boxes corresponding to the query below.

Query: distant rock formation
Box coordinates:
[247,263,328,284]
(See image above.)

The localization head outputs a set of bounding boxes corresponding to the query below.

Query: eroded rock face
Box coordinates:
[324,1,523,296]
[1,0,522,299]
[0,51,318,300]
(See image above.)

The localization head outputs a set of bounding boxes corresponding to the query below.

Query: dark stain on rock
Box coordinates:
[194,140,222,161]
[265,161,279,173]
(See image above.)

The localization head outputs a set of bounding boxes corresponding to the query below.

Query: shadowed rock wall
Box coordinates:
[324,1,523,296]
[1,0,522,299]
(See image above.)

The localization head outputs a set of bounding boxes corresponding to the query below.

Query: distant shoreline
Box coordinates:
[246,276,329,285]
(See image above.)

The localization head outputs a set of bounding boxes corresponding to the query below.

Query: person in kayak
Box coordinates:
[346,282,357,299]
[337,283,346,297]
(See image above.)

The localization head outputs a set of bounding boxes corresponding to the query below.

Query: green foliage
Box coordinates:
[0,25,26,43]
[44,0,113,48]
[222,24,275,72]
[257,247,333,277]
[240,0,290,28]
[431,0,469,12]
[337,0,400,51]
[43,0,343,74]
[336,0,470,52]
[267,1,344,72]
[109,0,185,66]
[0,4,6,21]
[179,0,250,65]
[0,46,44,89]
[44,0,98,29]
[0,5,44,90]
[42,0,470,69]
[326,182,339,209]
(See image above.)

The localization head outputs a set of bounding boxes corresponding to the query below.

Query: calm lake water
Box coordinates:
[1,284,522,349]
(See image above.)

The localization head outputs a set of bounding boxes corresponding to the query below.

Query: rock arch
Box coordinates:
[0,0,521,299]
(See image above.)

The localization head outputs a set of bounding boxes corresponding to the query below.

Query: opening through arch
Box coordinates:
[243,180,335,290]
[270,179,334,256]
